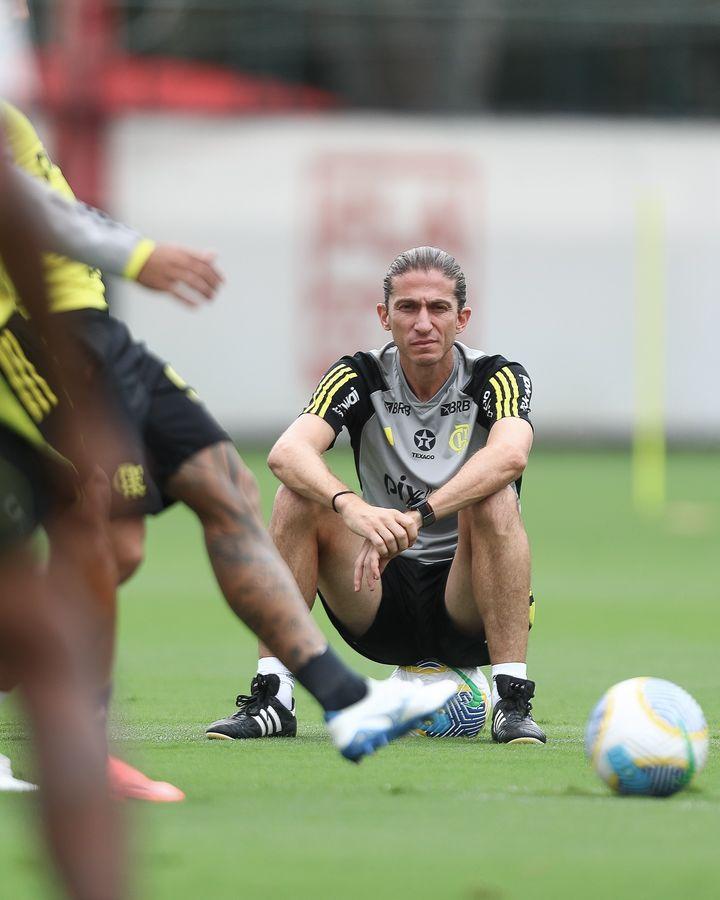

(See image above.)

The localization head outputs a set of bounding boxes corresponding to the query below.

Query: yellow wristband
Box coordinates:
[123,238,156,280]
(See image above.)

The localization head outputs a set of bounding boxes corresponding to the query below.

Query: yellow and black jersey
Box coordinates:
[0,100,108,324]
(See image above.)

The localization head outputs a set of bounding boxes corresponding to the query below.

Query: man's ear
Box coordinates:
[377,302,391,331]
[456,306,472,335]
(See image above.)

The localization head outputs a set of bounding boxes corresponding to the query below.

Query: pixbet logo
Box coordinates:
[383,473,429,506]
[520,374,532,412]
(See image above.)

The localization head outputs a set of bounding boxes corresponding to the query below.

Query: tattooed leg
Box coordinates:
[165,441,327,671]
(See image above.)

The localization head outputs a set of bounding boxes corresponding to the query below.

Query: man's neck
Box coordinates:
[398,349,455,402]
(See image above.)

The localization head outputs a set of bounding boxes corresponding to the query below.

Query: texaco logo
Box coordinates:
[413,429,436,452]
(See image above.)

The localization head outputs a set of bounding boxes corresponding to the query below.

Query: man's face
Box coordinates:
[377,268,471,367]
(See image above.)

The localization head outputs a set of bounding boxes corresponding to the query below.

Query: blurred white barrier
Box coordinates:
[110,115,720,442]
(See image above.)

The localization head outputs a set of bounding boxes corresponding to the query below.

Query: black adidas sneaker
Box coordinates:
[491,675,546,745]
[206,674,297,740]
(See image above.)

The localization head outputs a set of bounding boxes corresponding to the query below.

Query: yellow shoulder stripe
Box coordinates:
[489,375,505,420]
[318,372,358,417]
[501,366,520,416]
[304,364,352,415]
[489,366,521,420]
[495,369,513,418]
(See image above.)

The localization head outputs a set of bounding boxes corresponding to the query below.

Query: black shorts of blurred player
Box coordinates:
[320,554,535,667]
[0,424,73,549]
[2,308,237,583]
[1,309,319,677]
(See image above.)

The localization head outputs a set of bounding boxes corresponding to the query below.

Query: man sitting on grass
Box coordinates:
[207,246,545,746]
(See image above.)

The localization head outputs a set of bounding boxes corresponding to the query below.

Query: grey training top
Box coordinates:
[302,341,533,565]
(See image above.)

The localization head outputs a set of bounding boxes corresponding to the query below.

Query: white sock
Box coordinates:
[492,663,527,706]
[257,657,295,711]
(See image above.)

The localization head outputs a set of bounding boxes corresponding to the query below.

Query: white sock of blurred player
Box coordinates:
[0,690,37,792]
[257,657,294,710]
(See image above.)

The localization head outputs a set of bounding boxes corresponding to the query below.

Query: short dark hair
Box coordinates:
[383,246,467,309]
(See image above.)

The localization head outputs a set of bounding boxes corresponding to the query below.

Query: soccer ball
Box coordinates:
[390,660,491,737]
[585,677,709,797]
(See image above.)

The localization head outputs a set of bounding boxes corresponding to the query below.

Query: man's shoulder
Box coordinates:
[453,341,489,374]
[341,342,394,393]
[456,345,529,396]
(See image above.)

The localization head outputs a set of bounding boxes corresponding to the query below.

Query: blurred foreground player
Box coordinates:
[1,103,455,762]
[0,108,215,798]
[0,136,124,900]
[209,247,545,745]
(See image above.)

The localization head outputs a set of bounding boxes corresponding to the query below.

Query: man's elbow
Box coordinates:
[267,438,291,479]
[506,447,529,482]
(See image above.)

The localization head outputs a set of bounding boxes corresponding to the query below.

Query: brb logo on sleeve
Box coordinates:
[412,429,436,459]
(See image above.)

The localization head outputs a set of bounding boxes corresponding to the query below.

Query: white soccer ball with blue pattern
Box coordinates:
[390,661,491,737]
[585,677,709,797]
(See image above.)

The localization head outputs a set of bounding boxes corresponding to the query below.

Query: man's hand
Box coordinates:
[336,494,419,558]
[136,244,224,306]
[352,508,422,592]
[353,540,388,593]
[333,495,421,592]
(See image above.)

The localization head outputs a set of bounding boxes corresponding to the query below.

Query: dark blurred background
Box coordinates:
[27,0,720,116]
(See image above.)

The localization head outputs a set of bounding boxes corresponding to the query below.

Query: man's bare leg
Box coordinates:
[167,444,374,727]
[0,546,124,900]
[444,486,545,743]
[445,486,530,663]
[240,485,385,725]
[167,444,328,668]
[201,478,458,752]
[48,480,184,803]
[109,517,146,586]
[45,469,118,709]
[268,484,381,634]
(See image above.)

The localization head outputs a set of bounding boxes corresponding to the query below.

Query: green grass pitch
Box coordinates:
[1,448,718,899]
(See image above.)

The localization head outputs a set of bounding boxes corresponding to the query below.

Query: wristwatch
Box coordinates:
[407,498,436,528]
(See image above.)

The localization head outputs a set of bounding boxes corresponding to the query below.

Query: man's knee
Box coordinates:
[461,486,522,538]
[271,484,323,532]
[110,519,145,584]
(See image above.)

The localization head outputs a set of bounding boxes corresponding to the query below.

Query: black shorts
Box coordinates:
[0,425,76,551]
[318,554,491,668]
[2,310,229,517]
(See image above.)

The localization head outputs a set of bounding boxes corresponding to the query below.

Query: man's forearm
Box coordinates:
[429,443,526,520]
[267,441,351,510]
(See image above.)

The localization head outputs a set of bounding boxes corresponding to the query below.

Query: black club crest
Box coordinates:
[413,429,436,451]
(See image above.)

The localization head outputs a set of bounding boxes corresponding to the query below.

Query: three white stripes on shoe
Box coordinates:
[252,705,283,736]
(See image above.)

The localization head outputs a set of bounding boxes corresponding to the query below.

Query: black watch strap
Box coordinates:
[408,499,436,528]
